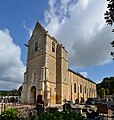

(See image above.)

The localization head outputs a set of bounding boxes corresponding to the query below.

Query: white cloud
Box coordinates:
[80,72,88,78]
[23,21,32,37]
[44,0,114,68]
[78,0,89,9]
[0,29,25,90]
[96,80,102,84]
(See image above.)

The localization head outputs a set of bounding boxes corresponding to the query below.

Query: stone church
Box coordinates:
[21,22,96,105]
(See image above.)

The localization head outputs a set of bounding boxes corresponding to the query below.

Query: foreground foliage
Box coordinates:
[104,0,114,58]
[30,111,85,120]
[104,0,114,26]
[0,108,85,120]
[0,108,19,120]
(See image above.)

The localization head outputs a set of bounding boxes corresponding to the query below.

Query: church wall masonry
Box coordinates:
[21,22,97,105]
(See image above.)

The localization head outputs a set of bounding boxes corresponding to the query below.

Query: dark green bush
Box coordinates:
[0,108,19,120]
[0,109,85,120]
[29,111,85,120]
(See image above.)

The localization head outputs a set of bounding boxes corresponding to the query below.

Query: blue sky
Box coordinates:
[0,0,48,64]
[0,0,114,90]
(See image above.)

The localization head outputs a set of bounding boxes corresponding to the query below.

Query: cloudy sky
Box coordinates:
[0,0,114,90]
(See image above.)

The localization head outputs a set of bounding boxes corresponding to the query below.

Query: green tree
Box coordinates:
[104,0,114,58]
[97,89,100,96]
[96,84,101,95]
[97,77,114,95]
[105,88,109,95]
[100,88,105,98]
[112,89,114,94]
[17,85,22,96]
[104,0,114,26]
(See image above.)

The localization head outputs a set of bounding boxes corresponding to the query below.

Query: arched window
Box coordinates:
[52,42,55,53]
[80,85,82,93]
[85,86,86,93]
[74,83,76,93]
[35,42,38,52]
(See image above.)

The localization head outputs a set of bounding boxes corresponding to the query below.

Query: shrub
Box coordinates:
[0,108,19,120]
[29,111,85,120]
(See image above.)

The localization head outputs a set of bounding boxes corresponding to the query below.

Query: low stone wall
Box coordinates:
[0,103,6,114]
[0,102,35,114]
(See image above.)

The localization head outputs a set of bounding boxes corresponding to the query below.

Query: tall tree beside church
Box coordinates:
[18,86,22,96]
[99,88,105,98]
[105,88,109,95]
[112,89,114,94]
[104,0,114,58]
[97,77,114,95]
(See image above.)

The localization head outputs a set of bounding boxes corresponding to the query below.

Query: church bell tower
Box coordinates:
[21,22,47,104]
